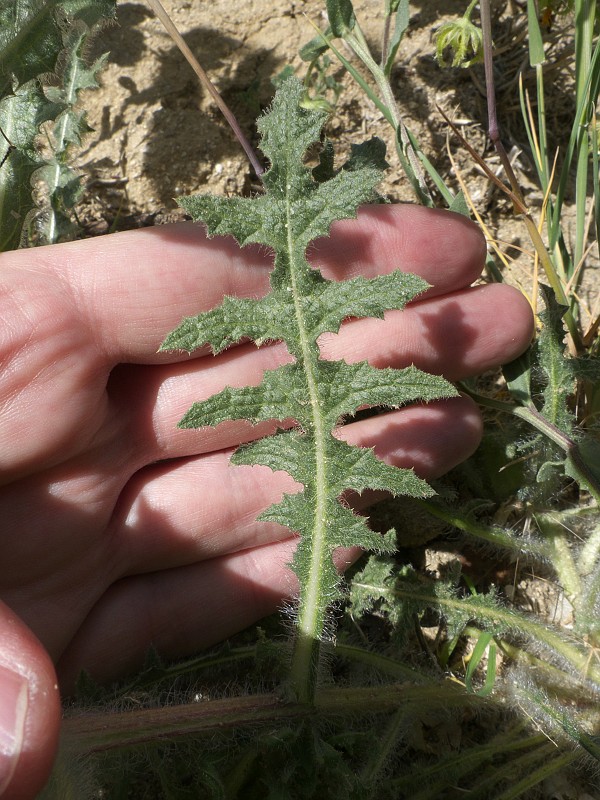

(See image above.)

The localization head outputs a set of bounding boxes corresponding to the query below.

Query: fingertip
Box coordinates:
[339,394,483,480]
[0,602,60,799]
[488,282,535,355]
[318,204,487,292]
[372,204,487,288]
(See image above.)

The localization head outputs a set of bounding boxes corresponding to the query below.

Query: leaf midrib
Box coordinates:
[286,186,329,698]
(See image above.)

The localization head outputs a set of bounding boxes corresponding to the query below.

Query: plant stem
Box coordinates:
[479,0,584,351]
[578,514,600,574]
[360,708,406,787]
[415,498,551,561]
[479,0,526,209]
[354,575,600,684]
[392,731,548,798]
[495,751,578,800]
[535,512,581,598]
[344,22,432,205]
[61,682,484,754]
[145,0,263,177]
[309,14,432,204]
[333,642,428,681]
[573,0,596,277]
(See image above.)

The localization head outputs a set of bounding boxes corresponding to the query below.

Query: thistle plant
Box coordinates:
[161,76,455,703]
[0,0,116,249]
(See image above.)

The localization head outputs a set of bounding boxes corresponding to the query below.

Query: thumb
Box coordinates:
[0,600,60,799]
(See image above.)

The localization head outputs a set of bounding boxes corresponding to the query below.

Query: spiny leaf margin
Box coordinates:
[162,77,456,661]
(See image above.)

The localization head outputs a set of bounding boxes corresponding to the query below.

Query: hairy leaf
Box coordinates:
[0,0,114,98]
[29,20,109,244]
[0,80,60,249]
[163,78,456,697]
[383,0,409,77]
[0,0,115,249]
[537,284,575,434]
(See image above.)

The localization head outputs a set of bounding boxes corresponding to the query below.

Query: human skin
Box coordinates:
[0,204,533,797]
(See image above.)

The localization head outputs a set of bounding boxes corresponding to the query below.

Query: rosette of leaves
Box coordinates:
[162,77,456,702]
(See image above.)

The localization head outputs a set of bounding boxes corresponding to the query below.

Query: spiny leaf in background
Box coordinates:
[162,77,456,701]
[0,0,114,97]
[25,20,110,245]
[0,80,61,250]
[502,284,600,499]
[0,0,116,250]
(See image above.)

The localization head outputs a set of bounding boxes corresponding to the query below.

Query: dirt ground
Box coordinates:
[75,0,552,300]
[74,0,599,325]
[78,0,475,210]
[73,0,597,313]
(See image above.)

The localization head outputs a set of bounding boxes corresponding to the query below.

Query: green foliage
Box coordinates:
[433,0,484,69]
[383,0,409,78]
[0,0,115,249]
[163,77,455,701]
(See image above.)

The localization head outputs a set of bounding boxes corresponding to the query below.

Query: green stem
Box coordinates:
[333,642,429,682]
[534,512,581,599]
[360,708,406,787]
[495,752,578,800]
[578,513,600,574]
[466,741,566,799]
[344,22,432,204]
[313,16,432,204]
[288,204,331,706]
[480,0,583,350]
[353,577,600,684]
[414,498,551,561]
[392,731,548,798]
[573,0,596,279]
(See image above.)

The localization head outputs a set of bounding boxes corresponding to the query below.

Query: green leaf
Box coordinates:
[163,78,455,700]
[299,28,333,62]
[0,79,60,249]
[527,0,546,66]
[0,0,115,249]
[536,284,575,434]
[0,0,115,100]
[179,361,455,431]
[503,349,534,407]
[163,270,427,354]
[448,188,470,217]
[383,0,409,77]
[325,0,356,38]
[465,631,498,697]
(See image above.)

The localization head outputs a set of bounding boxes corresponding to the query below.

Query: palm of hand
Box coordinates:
[0,206,532,691]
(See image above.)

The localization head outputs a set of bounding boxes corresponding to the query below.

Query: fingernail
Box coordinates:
[0,665,28,797]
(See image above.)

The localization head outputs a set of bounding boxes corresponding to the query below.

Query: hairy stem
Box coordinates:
[61,682,485,754]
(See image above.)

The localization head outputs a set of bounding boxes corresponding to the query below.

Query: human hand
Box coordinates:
[0,204,532,797]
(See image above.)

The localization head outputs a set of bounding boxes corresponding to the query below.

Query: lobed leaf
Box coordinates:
[0,0,115,99]
[163,78,455,694]
[0,0,115,249]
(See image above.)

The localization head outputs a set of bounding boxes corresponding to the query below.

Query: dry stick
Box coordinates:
[478,0,583,354]
[145,0,264,177]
